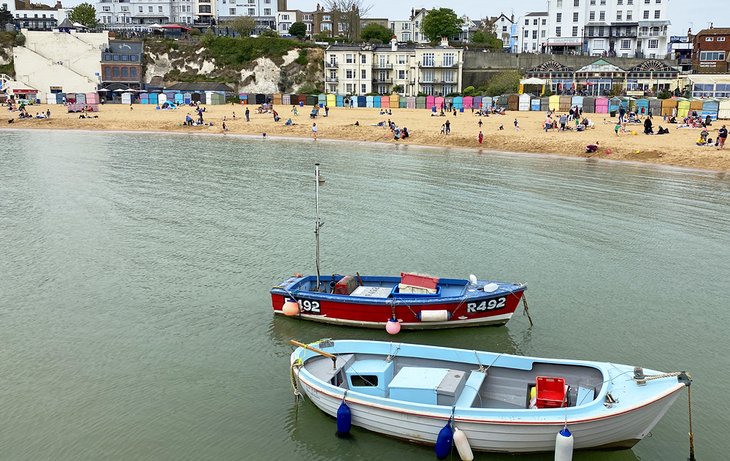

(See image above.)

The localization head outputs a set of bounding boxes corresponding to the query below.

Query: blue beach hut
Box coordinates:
[571,95,584,109]
[149,92,159,105]
[473,96,482,109]
[453,96,463,110]
[609,97,621,114]
[318,94,327,107]
[174,93,183,104]
[366,95,374,108]
[184,92,192,104]
[531,98,541,111]
[356,95,365,107]
[336,95,344,107]
[636,98,649,116]
[373,95,381,108]
[702,99,719,121]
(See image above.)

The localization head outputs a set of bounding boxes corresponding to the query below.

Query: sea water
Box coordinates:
[1,130,728,460]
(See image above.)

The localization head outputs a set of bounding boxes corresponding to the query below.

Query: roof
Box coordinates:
[695,28,730,36]
[57,18,75,29]
[525,12,548,16]
[109,40,144,54]
[165,82,234,92]
[576,59,626,73]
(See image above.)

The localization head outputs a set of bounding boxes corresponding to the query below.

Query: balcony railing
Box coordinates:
[325,76,338,82]
[420,61,458,68]
[325,62,338,68]
[372,77,392,84]
[373,63,393,69]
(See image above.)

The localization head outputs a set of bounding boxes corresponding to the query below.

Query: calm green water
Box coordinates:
[1,130,728,460]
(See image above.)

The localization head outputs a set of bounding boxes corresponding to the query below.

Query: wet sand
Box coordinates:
[3,103,729,171]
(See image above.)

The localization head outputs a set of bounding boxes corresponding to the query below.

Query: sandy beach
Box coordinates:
[3,103,730,171]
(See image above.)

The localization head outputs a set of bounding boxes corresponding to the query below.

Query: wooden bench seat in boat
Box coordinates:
[454,370,488,408]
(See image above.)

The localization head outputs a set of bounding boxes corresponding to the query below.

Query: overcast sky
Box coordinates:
[288,0,717,37]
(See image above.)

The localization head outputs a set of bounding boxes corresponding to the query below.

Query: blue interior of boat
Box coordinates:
[287,275,470,298]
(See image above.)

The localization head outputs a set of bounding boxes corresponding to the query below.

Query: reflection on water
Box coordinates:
[0,130,727,460]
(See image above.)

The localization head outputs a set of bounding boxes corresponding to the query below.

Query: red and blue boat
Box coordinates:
[270,164,528,332]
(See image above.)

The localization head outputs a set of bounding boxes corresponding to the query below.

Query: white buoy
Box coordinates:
[469,274,478,285]
[453,427,474,461]
[555,426,574,461]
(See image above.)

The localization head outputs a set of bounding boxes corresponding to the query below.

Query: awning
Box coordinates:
[520,77,547,85]
[547,38,582,46]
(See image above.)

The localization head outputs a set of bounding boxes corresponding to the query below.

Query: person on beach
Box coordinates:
[514,118,520,131]
[544,116,552,132]
[478,131,483,144]
[245,107,250,122]
[614,121,621,136]
[719,125,728,149]
[312,122,318,140]
[222,121,227,131]
[585,142,599,154]
[445,119,451,135]
[478,119,483,128]
[440,123,446,134]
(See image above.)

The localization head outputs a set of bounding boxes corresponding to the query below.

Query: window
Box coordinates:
[113,55,120,61]
[700,51,725,61]
[557,0,562,6]
[104,67,111,79]
[121,55,128,61]
[121,67,128,77]
[532,30,537,39]
[574,0,579,5]
[617,0,622,3]
[590,0,595,4]
[229,8,235,14]
[654,10,660,19]
[556,13,561,23]
[573,12,578,22]
[589,11,595,20]
[361,54,367,64]
[643,10,649,19]
[398,55,406,64]
[627,11,632,20]
[322,14,330,21]
[616,11,622,20]
[131,55,138,61]
[158,6,163,12]
[102,6,110,11]
[422,52,434,66]
[345,53,353,63]
[346,69,354,78]
[264,8,270,14]
[555,26,561,37]
[648,39,658,48]
[148,6,152,12]
[572,26,578,36]
[443,53,455,66]
[113,67,119,77]
[542,19,546,25]
[525,19,529,25]
[248,8,254,14]
[621,39,630,49]
[361,84,366,94]
[138,6,142,12]
[398,70,406,79]
[533,19,538,25]
[600,0,605,4]
[599,11,605,21]
[422,69,434,82]
[361,69,366,79]
[351,375,378,387]
[719,37,726,42]
[627,0,633,4]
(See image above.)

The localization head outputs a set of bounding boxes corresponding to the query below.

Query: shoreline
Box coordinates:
[3,104,729,172]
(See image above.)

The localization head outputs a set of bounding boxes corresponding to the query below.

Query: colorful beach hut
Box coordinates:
[518,93,531,111]
[435,96,445,111]
[75,93,86,105]
[295,94,305,106]
[272,93,282,105]
[719,99,730,119]
[174,93,184,105]
[463,96,473,110]
[571,95,584,110]
[702,99,719,121]
[407,96,417,109]
[531,98,541,111]
[365,95,374,108]
[157,93,167,105]
[335,95,344,107]
[482,96,493,109]
[282,94,291,105]
[582,97,596,113]
[649,98,662,115]
[548,95,560,111]
[426,95,435,110]
[239,93,248,104]
[45,93,57,105]
[416,96,426,109]
[317,94,326,107]
[326,94,336,107]
[559,95,571,111]
[619,97,634,113]
[661,98,677,117]
[149,92,159,105]
[379,95,389,108]
[453,96,463,110]
[389,94,399,108]
[497,95,509,109]
[677,98,690,118]
[595,97,609,113]
[121,92,132,105]
[636,98,649,116]
[473,96,482,109]
[445,96,454,109]
[357,95,366,107]
[400,97,407,109]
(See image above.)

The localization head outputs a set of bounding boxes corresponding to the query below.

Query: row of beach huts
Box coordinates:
[40,90,730,121]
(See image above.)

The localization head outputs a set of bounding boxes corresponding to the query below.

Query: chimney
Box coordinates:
[391,36,397,51]
[710,22,713,29]
[55,0,61,8]
[440,36,448,47]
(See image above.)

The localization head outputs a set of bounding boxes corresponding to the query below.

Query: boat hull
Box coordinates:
[271,276,526,329]
[290,340,688,454]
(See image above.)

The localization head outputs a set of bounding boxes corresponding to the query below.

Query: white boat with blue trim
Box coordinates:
[289,339,692,455]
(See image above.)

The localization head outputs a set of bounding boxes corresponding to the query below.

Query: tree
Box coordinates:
[228,16,255,37]
[472,30,503,50]
[421,8,462,42]
[321,0,373,41]
[289,22,307,39]
[68,3,98,28]
[361,23,392,43]
[479,70,521,96]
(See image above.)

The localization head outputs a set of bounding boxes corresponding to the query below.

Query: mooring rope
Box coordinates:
[290,358,304,400]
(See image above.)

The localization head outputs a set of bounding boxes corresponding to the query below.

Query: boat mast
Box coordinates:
[315,163,323,291]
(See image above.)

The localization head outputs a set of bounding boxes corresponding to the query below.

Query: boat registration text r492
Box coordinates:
[467,297,506,312]
[287,298,321,314]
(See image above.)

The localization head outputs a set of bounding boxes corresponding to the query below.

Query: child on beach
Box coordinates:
[478,131,483,144]
[514,118,520,131]
[614,121,621,136]
[311,122,318,140]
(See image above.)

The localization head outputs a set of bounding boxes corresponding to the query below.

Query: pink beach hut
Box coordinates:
[435,96,445,111]
[426,95,435,110]
[380,95,390,108]
[595,97,609,113]
[463,96,473,110]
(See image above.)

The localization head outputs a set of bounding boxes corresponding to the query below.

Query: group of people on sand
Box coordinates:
[696,125,728,149]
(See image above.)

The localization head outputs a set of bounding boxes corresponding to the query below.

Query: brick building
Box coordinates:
[692,26,730,74]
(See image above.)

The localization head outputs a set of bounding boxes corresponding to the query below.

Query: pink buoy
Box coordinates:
[386,317,401,335]
[282,300,300,316]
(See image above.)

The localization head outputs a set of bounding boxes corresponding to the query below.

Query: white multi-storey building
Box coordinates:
[518,12,548,53]
[542,0,669,58]
[324,38,462,97]
[96,0,192,26]
[215,0,277,30]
